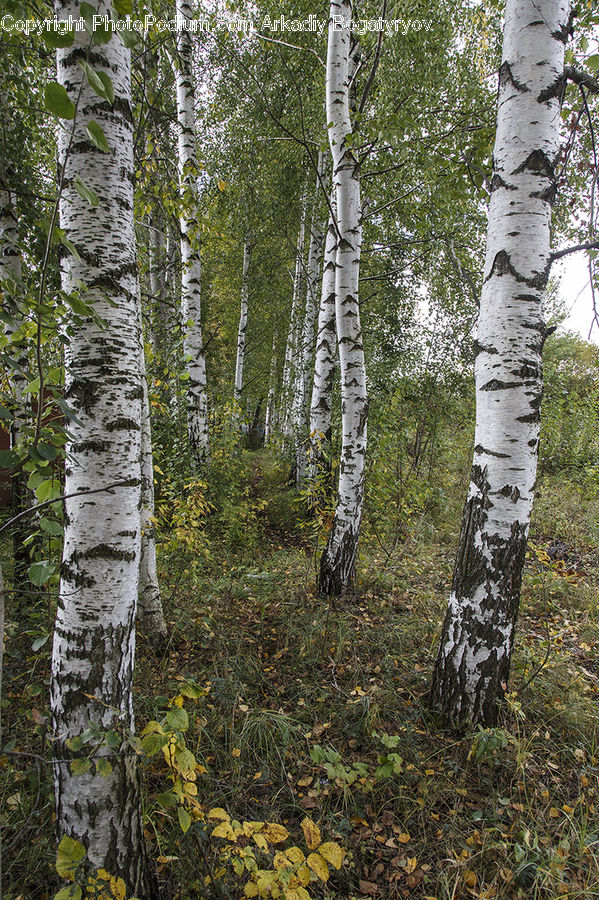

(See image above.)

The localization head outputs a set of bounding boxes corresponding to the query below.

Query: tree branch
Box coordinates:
[550,240,599,262]
[564,65,599,94]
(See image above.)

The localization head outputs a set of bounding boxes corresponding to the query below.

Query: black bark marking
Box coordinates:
[499,61,528,94]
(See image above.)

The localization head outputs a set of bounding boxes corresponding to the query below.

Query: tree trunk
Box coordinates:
[318,0,368,596]
[292,155,325,487]
[137,287,167,643]
[175,0,209,471]
[264,338,277,444]
[50,4,154,893]
[281,184,308,439]
[430,0,571,728]
[308,194,337,490]
[233,237,250,416]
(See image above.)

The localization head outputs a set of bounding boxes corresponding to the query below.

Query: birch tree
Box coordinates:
[50,3,154,892]
[308,197,337,487]
[175,0,209,470]
[280,185,308,438]
[430,0,571,727]
[233,237,250,415]
[318,0,368,596]
[137,290,167,643]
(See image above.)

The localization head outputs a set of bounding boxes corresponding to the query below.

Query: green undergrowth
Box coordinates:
[2,451,599,899]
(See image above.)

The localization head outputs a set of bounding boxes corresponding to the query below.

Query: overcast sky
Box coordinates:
[556,251,598,345]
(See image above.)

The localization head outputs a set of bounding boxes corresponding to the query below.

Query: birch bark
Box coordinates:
[264,337,277,444]
[430,0,571,727]
[175,0,209,470]
[233,237,250,414]
[292,157,325,486]
[308,196,337,487]
[137,289,167,643]
[281,186,308,439]
[50,3,154,892]
[318,0,368,595]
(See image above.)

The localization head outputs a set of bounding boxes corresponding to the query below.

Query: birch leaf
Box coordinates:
[317,842,345,869]
[300,816,321,850]
[56,835,86,880]
[261,822,289,843]
[44,83,75,119]
[86,120,110,154]
[306,852,329,881]
[178,806,191,834]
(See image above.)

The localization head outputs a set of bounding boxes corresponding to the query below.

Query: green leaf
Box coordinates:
[156,791,178,808]
[587,54,599,72]
[0,405,12,421]
[96,758,112,777]
[37,443,59,461]
[0,448,18,468]
[35,479,61,503]
[175,748,196,773]
[178,806,192,834]
[78,61,114,104]
[32,634,50,651]
[179,680,205,699]
[118,26,138,49]
[44,83,76,120]
[56,834,86,880]
[80,1,96,32]
[43,27,75,48]
[166,707,189,732]
[54,885,82,900]
[28,560,56,587]
[105,730,121,748]
[112,0,133,14]
[74,175,99,208]
[40,517,64,537]
[58,232,81,261]
[141,732,168,755]
[86,120,110,153]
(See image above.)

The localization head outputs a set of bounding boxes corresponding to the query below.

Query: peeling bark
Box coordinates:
[430,0,570,728]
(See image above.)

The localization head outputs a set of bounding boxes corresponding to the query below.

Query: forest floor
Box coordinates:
[2,450,599,900]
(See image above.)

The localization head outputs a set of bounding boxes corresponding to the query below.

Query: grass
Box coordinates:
[2,449,599,899]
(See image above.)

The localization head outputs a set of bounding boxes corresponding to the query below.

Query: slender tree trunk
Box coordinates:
[233,237,250,415]
[137,288,167,643]
[292,156,326,487]
[430,0,571,728]
[281,185,308,438]
[308,195,337,488]
[175,0,209,471]
[264,338,277,445]
[50,4,154,893]
[318,0,368,596]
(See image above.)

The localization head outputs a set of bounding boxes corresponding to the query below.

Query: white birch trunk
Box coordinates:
[175,0,209,470]
[431,0,571,727]
[137,288,167,643]
[50,4,153,892]
[292,157,326,486]
[233,237,250,415]
[281,185,308,439]
[308,196,338,485]
[319,0,368,595]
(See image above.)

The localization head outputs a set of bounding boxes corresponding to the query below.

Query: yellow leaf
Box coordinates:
[317,841,345,870]
[404,857,418,874]
[398,833,411,843]
[212,821,237,841]
[297,776,312,787]
[296,863,311,886]
[173,694,184,707]
[261,822,290,844]
[208,807,230,821]
[110,876,127,900]
[244,884,259,897]
[562,804,574,814]
[253,833,269,851]
[300,816,321,850]
[243,821,265,837]
[217,178,227,191]
[232,747,241,757]
[550,807,560,818]
[306,852,329,881]
[273,851,290,870]
[285,846,305,865]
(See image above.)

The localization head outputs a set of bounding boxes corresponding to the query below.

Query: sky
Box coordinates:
[556,252,598,345]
